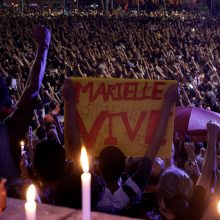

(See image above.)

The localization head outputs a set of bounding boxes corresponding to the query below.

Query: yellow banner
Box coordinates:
[71,77,176,158]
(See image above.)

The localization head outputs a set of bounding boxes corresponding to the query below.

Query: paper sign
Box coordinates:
[70,77,176,158]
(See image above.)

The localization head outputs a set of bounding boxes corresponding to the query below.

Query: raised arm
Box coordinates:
[145,84,179,161]
[196,121,220,191]
[132,84,179,191]
[5,25,51,168]
[61,78,81,163]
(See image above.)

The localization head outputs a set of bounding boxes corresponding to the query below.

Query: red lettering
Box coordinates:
[114,83,123,99]
[144,110,172,145]
[104,113,119,146]
[74,82,94,103]
[76,110,108,149]
[123,82,138,100]
[74,81,169,103]
[145,110,161,145]
[77,108,171,150]
[151,82,166,100]
[121,111,147,141]
[107,84,123,101]
[91,83,108,102]
[142,82,151,99]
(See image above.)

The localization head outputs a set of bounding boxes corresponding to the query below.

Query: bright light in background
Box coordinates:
[218,200,220,214]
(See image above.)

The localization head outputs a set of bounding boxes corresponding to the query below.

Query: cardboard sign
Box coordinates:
[71,77,176,158]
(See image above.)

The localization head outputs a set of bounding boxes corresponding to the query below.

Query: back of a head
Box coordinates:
[49,100,57,111]
[99,146,125,183]
[159,166,193,220]
[148,157,165,186]
[33,140,66,183]
[36,126,47,141]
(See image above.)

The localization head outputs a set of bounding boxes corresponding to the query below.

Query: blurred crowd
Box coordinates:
[0,7,220,220]
[1,10,220,122]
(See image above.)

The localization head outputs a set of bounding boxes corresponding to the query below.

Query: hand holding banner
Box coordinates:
[66,77,176,158]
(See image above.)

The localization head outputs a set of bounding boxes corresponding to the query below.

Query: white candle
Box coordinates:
[218,200,220,214]
[25,184,36,220]
[80,146,91,220]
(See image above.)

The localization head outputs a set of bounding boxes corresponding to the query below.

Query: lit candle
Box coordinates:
[218,200,220,214]
[80,146,91,220]
[25,184,36,220]
[20,141,25,155]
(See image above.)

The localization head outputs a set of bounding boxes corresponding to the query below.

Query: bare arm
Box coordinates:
[196,121,220,191]
[5,26,51,168]
[61,78,81,163]
[132,84,179,191]
[145,84,179,160]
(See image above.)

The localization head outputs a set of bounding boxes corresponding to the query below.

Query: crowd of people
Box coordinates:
[0,6,220,220]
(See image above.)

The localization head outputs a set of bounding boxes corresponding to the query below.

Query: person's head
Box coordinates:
[200,147,206,157]
[159,167,193,220]
[147,157,165,188]
[33,140,66,184]
[36,126,47,141]
[98,146,125,183]
[49,100,60,115]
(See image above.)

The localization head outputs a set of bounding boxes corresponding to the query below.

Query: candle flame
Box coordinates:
[26,184,36,202]
[20,141,24,146]
[218,200,220,214]
[80,146,89,172]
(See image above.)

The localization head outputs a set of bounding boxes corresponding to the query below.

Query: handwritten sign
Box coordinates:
[71,77,176,158]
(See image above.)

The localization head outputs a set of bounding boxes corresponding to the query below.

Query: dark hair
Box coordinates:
[148,157,165,186]
[99,146,125,182]
[49,100,57,111]
[36,126,47,140]
[33,140,66,183]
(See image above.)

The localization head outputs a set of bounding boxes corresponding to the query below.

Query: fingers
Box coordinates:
[32,25,51,47]
[184,142,194,149]
[207,120,220,134]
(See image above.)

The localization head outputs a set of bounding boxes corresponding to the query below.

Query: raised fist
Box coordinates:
[207,120,220,136]
[32,25,51,49]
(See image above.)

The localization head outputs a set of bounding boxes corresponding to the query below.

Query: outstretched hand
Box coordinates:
[32,25,51,49]
[184,142,195,160]
[184,159,201,176]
